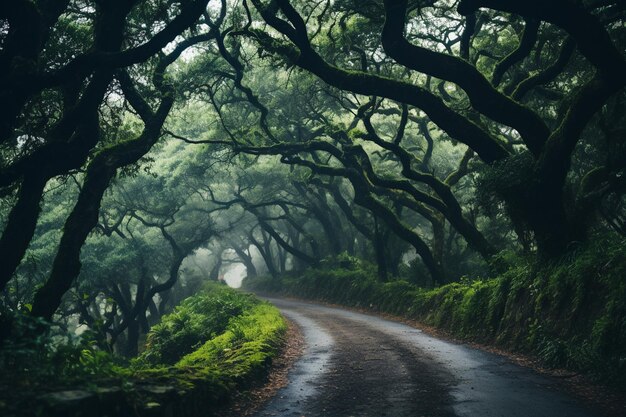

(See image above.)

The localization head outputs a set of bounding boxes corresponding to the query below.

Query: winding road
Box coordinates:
[253,297,602,417]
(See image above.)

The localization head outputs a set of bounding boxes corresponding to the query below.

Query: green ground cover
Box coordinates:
[0,283,287,416]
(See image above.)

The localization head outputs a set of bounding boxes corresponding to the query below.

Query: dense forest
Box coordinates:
[1,0,625,415]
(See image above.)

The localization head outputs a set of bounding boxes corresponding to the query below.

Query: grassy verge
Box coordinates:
[0,283,287,416]
[243,237,626,390]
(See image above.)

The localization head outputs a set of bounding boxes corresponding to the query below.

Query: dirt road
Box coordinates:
[252,297,602,417]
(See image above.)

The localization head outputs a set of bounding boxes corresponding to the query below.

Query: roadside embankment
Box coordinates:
[0,283,287,417]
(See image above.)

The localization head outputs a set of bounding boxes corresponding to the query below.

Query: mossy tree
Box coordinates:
[240,0,626,260]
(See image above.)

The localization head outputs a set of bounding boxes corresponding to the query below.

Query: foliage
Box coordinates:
[319,252,368,271]
[0,284,286,416]
[137,283,258,365]
[0,308,129,388]
[132,282,287,410]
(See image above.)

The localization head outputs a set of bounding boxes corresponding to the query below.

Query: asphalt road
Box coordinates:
[252,297,602,417]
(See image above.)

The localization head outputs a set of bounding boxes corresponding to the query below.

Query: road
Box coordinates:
[252,297,602,417]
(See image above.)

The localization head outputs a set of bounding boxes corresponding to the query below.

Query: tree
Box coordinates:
[0,0,211,292]
[243,0,626,258]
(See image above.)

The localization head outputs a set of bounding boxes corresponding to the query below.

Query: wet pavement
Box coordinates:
[252,298,603,417]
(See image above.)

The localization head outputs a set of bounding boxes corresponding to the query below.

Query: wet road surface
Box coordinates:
[252,298,602,417]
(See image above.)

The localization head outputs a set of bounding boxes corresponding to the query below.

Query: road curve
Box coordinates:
[253,297,601,417]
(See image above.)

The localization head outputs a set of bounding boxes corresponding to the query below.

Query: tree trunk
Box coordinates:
[373,217,388,282]
[209,255,223,281]
[0,174,47,291]
[31,169,112,319]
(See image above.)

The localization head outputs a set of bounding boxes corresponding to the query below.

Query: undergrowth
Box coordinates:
[0,310,131,388]
[0,282,287,416]
[136,286,258,365]
[133,283,287,389]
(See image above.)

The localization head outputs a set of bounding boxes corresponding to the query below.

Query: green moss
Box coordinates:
[137,284,259,365]
[128,285,287,414]
[133,283,287,397]
[1,283,287,416]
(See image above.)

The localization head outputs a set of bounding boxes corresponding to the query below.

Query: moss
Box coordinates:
[136,284,259,366]
[1,283,287,416]
[134,283,287,400]
[129,286,287,414]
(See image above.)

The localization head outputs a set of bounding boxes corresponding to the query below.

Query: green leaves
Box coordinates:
[137,283,259,365]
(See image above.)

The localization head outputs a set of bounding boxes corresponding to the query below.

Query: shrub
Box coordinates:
[138,285,258,365]
[0,308,128,387]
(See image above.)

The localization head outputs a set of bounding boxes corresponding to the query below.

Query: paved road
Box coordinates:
[253,297,602,417]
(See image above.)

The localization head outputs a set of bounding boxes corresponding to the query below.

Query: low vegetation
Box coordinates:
[244,237,626,389]
[0,284,286,416]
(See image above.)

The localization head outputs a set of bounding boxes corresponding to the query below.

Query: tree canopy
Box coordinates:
[1,0,625,355]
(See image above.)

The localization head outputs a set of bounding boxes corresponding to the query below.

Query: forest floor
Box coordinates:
[248,297,619,417]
